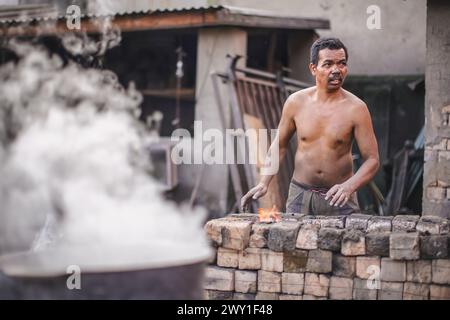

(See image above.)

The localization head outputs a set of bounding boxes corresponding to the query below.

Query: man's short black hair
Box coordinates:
[310,37,348,65]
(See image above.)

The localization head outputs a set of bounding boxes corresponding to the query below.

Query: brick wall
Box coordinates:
[423,0,450,218]
[204,213,450,300]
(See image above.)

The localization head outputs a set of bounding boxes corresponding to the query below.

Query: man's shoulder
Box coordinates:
[286,87,315,104]
[341,89,371,124]
[291,86,315,98]
[342,89,368,110]
[282,87,313,116]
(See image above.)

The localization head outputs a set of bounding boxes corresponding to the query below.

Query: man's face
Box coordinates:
[309,48,348,92]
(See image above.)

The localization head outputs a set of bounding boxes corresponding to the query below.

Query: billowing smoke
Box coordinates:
[61,17,121,59]
[0,40,210,260]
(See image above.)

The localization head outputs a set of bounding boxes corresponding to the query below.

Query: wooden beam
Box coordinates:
[215,11,330,30]
[0,10,218,37]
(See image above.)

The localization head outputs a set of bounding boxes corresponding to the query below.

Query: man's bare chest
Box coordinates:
[293,108,354,146]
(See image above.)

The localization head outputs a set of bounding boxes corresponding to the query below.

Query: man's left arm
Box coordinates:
[326,102,380,207]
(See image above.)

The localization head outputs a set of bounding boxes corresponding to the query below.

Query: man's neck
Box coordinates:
[313,86,343,103]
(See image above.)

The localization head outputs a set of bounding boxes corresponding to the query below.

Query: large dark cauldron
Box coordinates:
[0,243,210,299]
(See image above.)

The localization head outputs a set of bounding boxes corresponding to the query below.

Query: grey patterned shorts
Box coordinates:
[286,179,360,215]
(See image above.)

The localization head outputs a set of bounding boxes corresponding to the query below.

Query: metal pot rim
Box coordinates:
[0,242,212,278]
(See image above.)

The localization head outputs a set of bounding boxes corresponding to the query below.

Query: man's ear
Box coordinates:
[309,63,316,76]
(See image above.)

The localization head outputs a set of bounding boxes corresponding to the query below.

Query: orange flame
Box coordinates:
[258,205,281,223]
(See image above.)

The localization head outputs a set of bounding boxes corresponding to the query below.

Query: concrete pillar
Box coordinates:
[423,0,450,218]
[287,30,317,84]
[194,27,247,214]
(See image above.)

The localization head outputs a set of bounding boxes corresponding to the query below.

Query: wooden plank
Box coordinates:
[261,84,290,202]
[257,84,275,129]
[234,81,244,113]
[242,80,257,117]
[211,73,244,210]
[226,63,259,212]
[269,85,296,208]
[237,74,278,87]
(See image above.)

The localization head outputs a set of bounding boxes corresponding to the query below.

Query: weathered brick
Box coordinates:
[281,213,305,221]
[318,228,344,252]
[233,293,256,300]
[329,276,353,300]
[432,139,448,150]
[416,216,449,235]
[279,294,303,300]
[430,284,450,300]
[432,259,450,285]
[379,282,403,300]
[365,232,390,257]
[353,278,377,300]
[204,266,235,291]
[204,290,233,300]
[356,256,381,280]
[267,221,301,252]
[302,294,326,300]
[367,216,393,232]
[261,249,283,272]
[420,235,448,259]
[341,229,366,256]
[221,220,253,250]
[304,273,329,297]
[296,224,319,250]
[319,216,346,229]
[406,260,432,283]
[332,254,356,278]
[438,150,450,162]
[381,258,406,282]
[227,213,258,221]
[306,249,333,273]
[283,249,308,273]
[390,232,420,260]
[392,215,419,232]
[403,282,430,300]
[281,272,304,295]
[258,270,281,293]
[204,219,224,246]
[255,292,279,300]
[238,248,262,270]
[249,223,271,248]
[217,247,239,268]
[235,270,257,293]
[345,214,371,231]
[427,187,446,200]
[299,215,322,226]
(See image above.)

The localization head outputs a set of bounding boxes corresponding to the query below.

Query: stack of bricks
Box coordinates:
[203,213,450,300]
[425,135,450,203]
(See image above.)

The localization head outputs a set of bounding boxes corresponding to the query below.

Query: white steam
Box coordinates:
[0,41,210,260]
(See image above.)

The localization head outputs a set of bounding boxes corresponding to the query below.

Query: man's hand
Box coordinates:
[325,181,355,207]
[240,183,268,212]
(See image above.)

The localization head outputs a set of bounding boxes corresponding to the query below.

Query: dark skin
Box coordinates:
[241,48,380,211]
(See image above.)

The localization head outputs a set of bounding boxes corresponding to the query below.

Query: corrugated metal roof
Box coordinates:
[0,4,223,23]
[0,4,329,31]
[0,4,323,23]
[0,3,59,23]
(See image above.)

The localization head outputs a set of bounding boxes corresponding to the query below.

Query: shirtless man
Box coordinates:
[241,38,380,215]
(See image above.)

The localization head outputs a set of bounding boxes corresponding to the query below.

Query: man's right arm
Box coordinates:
[240,94,297,211]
